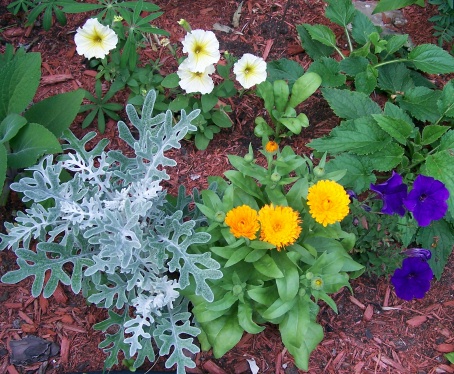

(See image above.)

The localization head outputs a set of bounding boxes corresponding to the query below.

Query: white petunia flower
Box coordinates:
[75,18,118,59]
[177,58,215,94]
[182,29,220,72]
[233,53,267,89]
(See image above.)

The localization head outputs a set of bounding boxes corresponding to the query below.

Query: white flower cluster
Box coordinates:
[177,29,267,94]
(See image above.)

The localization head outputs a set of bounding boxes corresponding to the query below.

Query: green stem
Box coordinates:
[373,58,407,69]
[344,27,353,53]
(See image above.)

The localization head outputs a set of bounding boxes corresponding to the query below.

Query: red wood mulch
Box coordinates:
[0,0,453,373]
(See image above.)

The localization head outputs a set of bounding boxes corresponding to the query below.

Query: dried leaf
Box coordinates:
[232,1,243,28]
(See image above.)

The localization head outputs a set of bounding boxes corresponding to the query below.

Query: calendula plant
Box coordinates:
[0,91,223,373]
[0,44,83,205]
[182,140,363,370]
[298,0,454,94]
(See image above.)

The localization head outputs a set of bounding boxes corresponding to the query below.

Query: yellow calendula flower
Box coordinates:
[307,180,350,227]
[258,204,302,250]
[265,141,278,153]
[225,205,260,240]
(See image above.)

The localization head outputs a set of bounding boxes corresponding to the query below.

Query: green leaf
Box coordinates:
[253,254,284,279]
[0,144,6,191]
[211,110,232,128]
[201,93,218,113]
[267,59,305,88]
[423,150,454,217]
[421,125,449,145]
[0,52,41,118]
[307,57,345,87]
[365,143,405,172]
[372,114,414,145]
[303,24,338,49]
[326,154,376,192]
[273,80,289,112]
[437,80,454,118]
[321,87,381,120]
[8,123,62,169]
[408,44,454,74]
[262,297,296,320]
[372,0,419,14]
[287,72,321,109]
[0,113,27,143]
[339,56,369,76]
[273,252,300,302]
[224,170,264,202]
[325,0,357,27]
[354,66,377,95]
[24,89,84,137]
[396,87,442,123]
[208,314,244,358]
[377,63,414,94]
[161,72,180,88]
[169,95,189,112]
[279,113,309,134]
[439,130,454,152]
[238,301,264,334]
[416,220,453,280]
[225,247,253,267]
[296,24,334,60]
[385,34,410,55]
[351,11,379,45]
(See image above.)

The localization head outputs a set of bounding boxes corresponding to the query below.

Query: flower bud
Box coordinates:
[271,172,281,182]
[305,271,314,280]
[244,153,254,163]
[214,211,226,223]
[232,285,243,296]
[311,276,324,290]
[313,166,325,177]
[178,19,192,32]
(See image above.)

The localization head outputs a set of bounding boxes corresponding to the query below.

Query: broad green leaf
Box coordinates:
[303,24,337,49]
[253,254,284,279]
[279,113,309,134]
[287,72,321,109]
[423,150,454,217]
[309,116,389,155]
[0,113,27,143]
[421,125,449,145]
[206,291,237,312]
[325,154,375,192]
[247,285,278,306]
[203,314,244,358]
[321,87,381,120]
[416,220,454,280]
[439,130,454,152]
[307,57,345,87]
[273,251,300,302]
[372,114,414,145]
[273,80,290,112]
[365,143,404,172]
[0,144,6,191]
[325,0,357,27]
[201,93,218,113]
[377,63,414,94]
[169,95,189,111]
[160,72,180,88]
[351,11,378,45]
[224,170,264,202]
[396,87,442,123]
[24,89,84,137]
[383,102,414,125]
[262,297,296,320]
[354,67,377,95]
[8,123,62,169]
[0,52,41,118]
[437,80,454,118]
[267,59,305,88]
[296,24,334,60]
[238,301,264,334]
[408,44,454,74]
[372,0,419,14]
[225,247,253,267]
[256,81,274,114]
[385,34,410,55]
[212,110,233,128]
[339,56,369,76]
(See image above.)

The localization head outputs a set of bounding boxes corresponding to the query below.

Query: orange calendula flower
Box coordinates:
[265,141,278,153]
[307,180,350,227]
[258,204,302,250]
[225,205,260,240]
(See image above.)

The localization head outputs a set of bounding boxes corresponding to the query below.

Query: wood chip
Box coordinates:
[202,360,228,374]
[41,74,74,85]
[349,295,366,310]
[406,315,427,327]
[437,364,454,373]
[18,310,34,325]
[7,365,20,374]
[20,323,37,333]
[378,354,409,373]
[83,70,98,77]
[363,304,374,321]
[52,283,68,305]
[435,343,454,353]
[262,39,273,61]
[60,336,70,364]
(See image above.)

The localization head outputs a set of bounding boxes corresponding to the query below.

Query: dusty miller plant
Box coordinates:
[0,90,222,373]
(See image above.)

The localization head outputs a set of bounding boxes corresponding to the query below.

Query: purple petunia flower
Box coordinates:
[370,171,408,216]
[391,257,433,301]
[403,175,449,227]
[401,248,432,261]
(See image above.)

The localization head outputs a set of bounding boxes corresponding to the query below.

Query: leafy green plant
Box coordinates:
[21,0,74,30]
[79,79,124,133]
[372,0,424,13]
[254,70,321,140]
[428,0,454,49]
[0,45,83,205]
[0,90,222,373]
[298,0,454,95]
[184,140,363,370]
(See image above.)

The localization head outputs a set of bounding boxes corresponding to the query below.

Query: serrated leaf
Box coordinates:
[339,56,369,76]
[351,11,378,45]
[372,114,414,145]
[326,154,376,192]
[267,58,305,88]
[296,24,334,60]
[377,63,414,94]
[354,68,377,95]
[385,34,409,55]
[325,0,357,27]
[408,44,454,74]
[307,57,346,87]
[421,125,449,145]
[437,80,454,118]
[416,220,454,280]
[439,130,454,151]
[303,24,337,49]
[365,143,404,172]
[8,123,62,169]
[372,0,419,14]
[321,87,381,120]
[396,87,442,122]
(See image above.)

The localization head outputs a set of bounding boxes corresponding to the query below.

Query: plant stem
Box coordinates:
[373,58,407,69]
[344,27,353,53]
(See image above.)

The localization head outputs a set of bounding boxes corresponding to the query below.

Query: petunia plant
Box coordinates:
[183,140,364,370]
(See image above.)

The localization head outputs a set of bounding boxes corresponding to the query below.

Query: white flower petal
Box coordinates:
[182,29,220,72]
[177,59,215,94]
[233,53,267,89]
[75,18,118,60]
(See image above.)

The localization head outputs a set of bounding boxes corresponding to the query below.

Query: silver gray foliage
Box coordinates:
[0,90,222,372]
